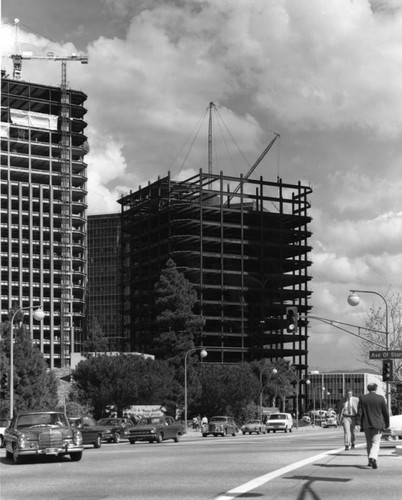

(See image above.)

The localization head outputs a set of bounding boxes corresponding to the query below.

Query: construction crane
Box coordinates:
[10,18,88,367]
[225,132,280,206]
[10,18,88,83]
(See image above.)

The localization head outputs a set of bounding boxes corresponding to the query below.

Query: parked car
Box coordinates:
[383,414,402,441]
[69,416,105,448]
[128,416,185,444]
[266,413,294,433]
[0,418,10,447]
[241,420,266,435]
[202,416,237,437]
[97,417,135,443]
[4,410,83,464]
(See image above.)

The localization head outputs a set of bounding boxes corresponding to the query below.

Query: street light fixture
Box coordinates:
[10,305,45,419]
[295,378,310,429]
[184,347,207,433]
[312,386,325,426]
[347,289,391,414]
[259,366,278,422]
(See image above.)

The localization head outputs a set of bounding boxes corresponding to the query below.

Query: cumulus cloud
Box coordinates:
[2,0,402,370]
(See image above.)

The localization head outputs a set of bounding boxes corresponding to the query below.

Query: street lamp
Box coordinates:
[295,378,310,429]
[347,289,391,413]
[259,366,278,422]
[312,386,325,426]
[184,347,207,433]
[10,305,45,419]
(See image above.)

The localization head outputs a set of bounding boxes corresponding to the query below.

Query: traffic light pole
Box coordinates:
[307,315,391,414]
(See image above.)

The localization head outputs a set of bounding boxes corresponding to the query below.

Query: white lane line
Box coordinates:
[213,447,344,500]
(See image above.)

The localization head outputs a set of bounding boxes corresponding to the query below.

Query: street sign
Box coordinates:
[369,350,402,360]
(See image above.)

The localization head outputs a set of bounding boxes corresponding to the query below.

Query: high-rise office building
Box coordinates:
[1,73,88,368]
[87,213,125,352]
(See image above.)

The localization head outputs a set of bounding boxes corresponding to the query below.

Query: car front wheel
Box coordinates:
[94,435,102,448]
[70,451,83,461]
[173,432,181,443]
[113,433,121,443]
[156,433,163,443]
[12,445,21,464]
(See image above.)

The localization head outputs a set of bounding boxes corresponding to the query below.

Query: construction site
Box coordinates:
[0,20,89,368]
[119,169,313,370]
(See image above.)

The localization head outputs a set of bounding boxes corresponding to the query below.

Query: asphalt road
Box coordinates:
[1,428,401,500]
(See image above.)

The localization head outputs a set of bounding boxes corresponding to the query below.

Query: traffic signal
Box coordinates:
[382,360,393,382]
[0,372,8,390]
[285,306,298,333]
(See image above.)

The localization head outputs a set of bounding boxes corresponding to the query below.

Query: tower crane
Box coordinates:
[10,18,88,84]
[9,18,88,367]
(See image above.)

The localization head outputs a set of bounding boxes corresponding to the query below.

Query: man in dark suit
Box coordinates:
[358,382,389,469]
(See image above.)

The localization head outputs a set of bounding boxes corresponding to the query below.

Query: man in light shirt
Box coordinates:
[339,388,359,450]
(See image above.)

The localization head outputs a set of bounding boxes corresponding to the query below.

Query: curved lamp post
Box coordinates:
[184,347,207,433]
[312,386,325,426]
[347,289,390,413]
[295,378,310,429]
[10,305,45,419]
[259,366,278,422]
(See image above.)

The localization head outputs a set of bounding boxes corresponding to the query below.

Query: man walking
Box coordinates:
[358,383,389,469]
[339,389,359,450]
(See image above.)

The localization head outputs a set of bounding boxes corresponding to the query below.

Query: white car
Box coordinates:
[266,413,293,433]
[385,414,402,441]
[0,418,10,447]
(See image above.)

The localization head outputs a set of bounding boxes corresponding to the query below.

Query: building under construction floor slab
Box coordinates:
[119,170,313,369]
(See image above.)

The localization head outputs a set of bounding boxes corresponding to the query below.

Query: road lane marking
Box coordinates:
[213,446,345,500]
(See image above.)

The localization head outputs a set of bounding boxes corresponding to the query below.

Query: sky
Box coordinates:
[2,0,402,373]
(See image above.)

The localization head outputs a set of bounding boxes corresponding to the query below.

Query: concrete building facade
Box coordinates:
[1,74,88,367]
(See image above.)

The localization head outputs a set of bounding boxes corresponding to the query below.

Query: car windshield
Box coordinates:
[210,417,227,423]
[269,414,287,420]
[138,417,163,425]
[98,418,122,426]
[17,413,68,428]
[247,421,260,425]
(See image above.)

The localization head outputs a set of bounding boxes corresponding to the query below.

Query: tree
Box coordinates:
[0,311,58,416]
[81,316,109,357]
[154,259,204,367]
[72,354,176,418]
[197,363,259,423]
[357,290,402,381]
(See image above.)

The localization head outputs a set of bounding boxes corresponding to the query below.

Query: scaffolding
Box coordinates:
[119,170,313,368]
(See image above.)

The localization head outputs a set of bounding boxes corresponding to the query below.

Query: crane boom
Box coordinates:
[225,132,280,205]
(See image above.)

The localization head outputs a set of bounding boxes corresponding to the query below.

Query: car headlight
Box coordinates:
[73,430,83,446]
[17,434,28,449]
[150,428,156,434]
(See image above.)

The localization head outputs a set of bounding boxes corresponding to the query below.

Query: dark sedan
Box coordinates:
[97,417,135,443]
[69,416,105,448]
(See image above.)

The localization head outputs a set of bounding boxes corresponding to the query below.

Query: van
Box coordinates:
[266,413,293,433]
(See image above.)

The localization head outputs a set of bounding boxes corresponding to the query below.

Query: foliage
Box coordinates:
[357,290,402,381]
[195,363,260,423]
[0,314,58,417]
[72,354,176,419]
[154,259,204,368]
[81,316,109,357]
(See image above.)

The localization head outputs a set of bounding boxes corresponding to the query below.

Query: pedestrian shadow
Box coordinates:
[285,476,351,500]
[313,463,368,470]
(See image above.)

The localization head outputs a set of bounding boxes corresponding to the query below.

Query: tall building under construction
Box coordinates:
[1,73,88,368]
[119,171,313,370]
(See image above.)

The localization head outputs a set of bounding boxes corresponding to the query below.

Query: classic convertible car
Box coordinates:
[4,411,84,464]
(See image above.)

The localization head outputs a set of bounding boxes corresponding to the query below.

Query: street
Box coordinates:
[1,428,401,500]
